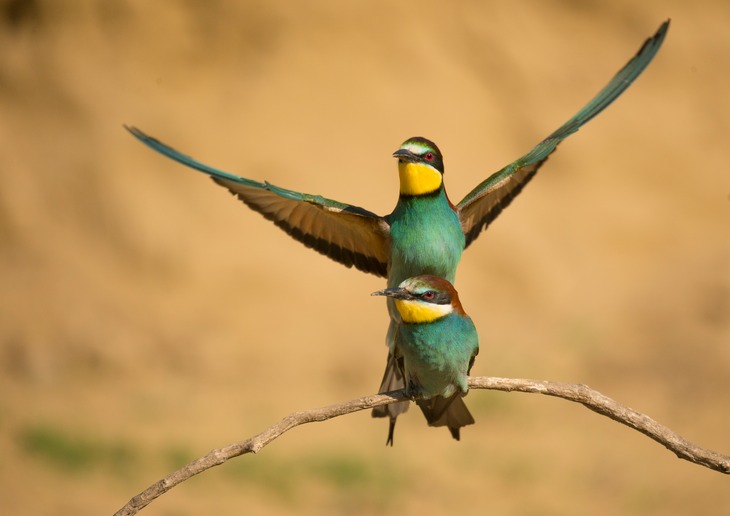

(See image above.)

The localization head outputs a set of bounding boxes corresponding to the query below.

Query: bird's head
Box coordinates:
[393,137,444,196]
[371,274,464,324]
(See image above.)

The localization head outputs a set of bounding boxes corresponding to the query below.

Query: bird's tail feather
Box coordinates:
[371,354,409,446]
[417,394,474,441]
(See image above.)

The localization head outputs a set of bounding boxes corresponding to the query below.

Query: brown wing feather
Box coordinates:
[213,177,391,277]
[458,158,548,248]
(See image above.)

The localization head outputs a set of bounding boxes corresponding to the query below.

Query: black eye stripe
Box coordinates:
[419,291,451,305]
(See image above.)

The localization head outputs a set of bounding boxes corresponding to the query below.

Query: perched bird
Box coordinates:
[126,21,669,443]
[372,275,479,443]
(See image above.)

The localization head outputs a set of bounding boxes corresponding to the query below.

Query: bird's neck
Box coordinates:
[398,161,443,196]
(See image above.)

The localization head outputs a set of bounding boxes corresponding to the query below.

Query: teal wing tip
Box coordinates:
[457,18,672,210]
[635,19,669,68]
[123,124,168,150]
[659,18,671,36]
[122,123,186,159]
[124,124,148,141]
[648,18,670,52]
[122,124,251,184]
[540,18,671,147]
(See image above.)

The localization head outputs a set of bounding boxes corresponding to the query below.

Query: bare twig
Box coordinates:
[114,376,729,516]
[468,377,730,474]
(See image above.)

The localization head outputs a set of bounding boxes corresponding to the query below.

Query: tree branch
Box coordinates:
[468,377,730,474]
[114,376,730,516]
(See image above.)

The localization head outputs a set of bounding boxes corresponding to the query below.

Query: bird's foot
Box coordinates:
[405,382,422,401]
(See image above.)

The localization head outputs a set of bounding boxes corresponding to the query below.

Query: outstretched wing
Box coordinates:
[126,126,391,277]
[457,20,670,248]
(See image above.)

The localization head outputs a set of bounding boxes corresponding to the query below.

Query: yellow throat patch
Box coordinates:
[398,161,442,196]
[394,298,452,324]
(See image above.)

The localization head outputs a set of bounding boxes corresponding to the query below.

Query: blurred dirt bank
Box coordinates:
[0,1,728,515]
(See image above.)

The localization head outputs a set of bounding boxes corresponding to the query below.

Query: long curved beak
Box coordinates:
[371,287,412,300]
[392,148,418,162]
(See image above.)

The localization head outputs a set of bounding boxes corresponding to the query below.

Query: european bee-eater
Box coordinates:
[372,275,478,442]
[126,21,668,442]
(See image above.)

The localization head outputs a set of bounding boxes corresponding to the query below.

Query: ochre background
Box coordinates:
[1,1,728,514]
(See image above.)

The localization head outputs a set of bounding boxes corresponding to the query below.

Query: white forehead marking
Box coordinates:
[398,277,436,290]
[400,141,431,155]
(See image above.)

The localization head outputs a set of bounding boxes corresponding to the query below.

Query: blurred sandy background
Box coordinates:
[1,0,728,514]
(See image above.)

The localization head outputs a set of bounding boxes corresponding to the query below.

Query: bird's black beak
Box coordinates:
[371,287,413,300]
[392,148,418,163]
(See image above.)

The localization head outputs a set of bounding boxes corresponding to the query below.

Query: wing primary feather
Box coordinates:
[127,125,390,276]
[125,125,266,187]
[457,20,669,248]
[215,177,389,277]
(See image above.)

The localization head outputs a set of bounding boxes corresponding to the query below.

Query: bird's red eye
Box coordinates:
[422,291,435,300]
[425,152,434,161]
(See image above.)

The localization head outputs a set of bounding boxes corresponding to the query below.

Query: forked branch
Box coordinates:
[115,376,729,516]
